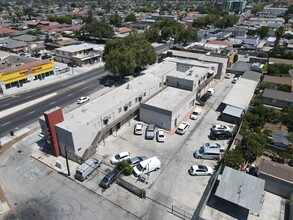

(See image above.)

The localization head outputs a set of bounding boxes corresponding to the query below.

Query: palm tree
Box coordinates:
[274,26,285,51]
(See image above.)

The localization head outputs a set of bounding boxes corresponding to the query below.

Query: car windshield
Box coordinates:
[199,148,204,154]
[159,134,164,137]
[192,112,198,116]
[136,164,144,171]
[198,165,207,171]
[115,155,121,160]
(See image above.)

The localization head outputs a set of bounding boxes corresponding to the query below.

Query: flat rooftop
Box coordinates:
[222,78,258,110]
[144,87,193,111]
[57,59,178,131]
[167,65,211,81]
[55,43,93,53]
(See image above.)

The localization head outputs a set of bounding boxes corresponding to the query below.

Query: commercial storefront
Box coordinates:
[0,59,54,91]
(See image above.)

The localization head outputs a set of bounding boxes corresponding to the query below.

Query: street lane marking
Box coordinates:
[82,86,88,90]
[24,167,40,180]
[16,159,34,170]
[49,101,56,105]
[67,93,73,97]
[1,121,11,126]
[28,111,35,115]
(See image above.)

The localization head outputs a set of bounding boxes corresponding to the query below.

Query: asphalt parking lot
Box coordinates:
[82,76,236,214]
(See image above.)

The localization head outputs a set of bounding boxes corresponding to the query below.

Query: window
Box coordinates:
[159,82,162,87]
[118,107,122,113]
[129,101,132,107]
[135,97,138,103]
[144,92,146,97]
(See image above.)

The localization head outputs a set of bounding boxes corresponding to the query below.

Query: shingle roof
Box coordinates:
[269,58,293,65]
[263,75,292,85]
[259,157,293,183]
[0,27,17,34]
[262,88,293,102]
[0,39,27,48]
[272,130,289,145]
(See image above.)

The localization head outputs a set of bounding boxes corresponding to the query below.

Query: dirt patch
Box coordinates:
[263,122,288,131]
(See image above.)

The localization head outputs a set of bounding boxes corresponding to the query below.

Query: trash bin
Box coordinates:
[10,130,14,136]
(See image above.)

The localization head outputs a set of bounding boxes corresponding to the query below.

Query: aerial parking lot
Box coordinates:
[82,77,236,214]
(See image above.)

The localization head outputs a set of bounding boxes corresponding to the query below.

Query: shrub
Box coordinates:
[117,161,133,176]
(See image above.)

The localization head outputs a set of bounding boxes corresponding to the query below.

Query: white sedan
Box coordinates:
[134,121,144,135]
[110,152,130,164]
[201,142,225,152]
[211,124,231,132]
[156,129,165,142]
[176,122,190,135]
[189,165,214,176]
[77,96,90,104]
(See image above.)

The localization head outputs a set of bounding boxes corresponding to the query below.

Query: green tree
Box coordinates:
[23,7,34,20]
[274,26,285,51]
[104,33,156,78]
[117,161,133,176]
[125,13,137,22]
[110,12,122,27]
[144,27,160,42]
[233,54,238,63]
[252,4,264,14]
[281,107,293,132]
[222,147,244,170]
[80,20,114,40]
[177,28,197,45]
[257,26,269,39]
[277,84,292,92]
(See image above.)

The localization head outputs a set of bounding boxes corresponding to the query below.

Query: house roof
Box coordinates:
[242,70,262,82]
[272,130,289,145]
[41,25,82,34]
[25,21,61,26]
[0,27,17,34]
[0,39,27,48]
[206,40,234,47]
[263,75,292,85]
[12,34,43,42]
[215,167,265,214]
[269,58,293,65]
[118,27,132,34]
[259,157,293,183]
[262,89,293,102]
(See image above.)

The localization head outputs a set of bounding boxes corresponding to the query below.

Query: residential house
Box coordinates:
[261,88,293,108]
[0,39,28,53]
[272,130,290,150]
[262,75,292,90]
[0,27,17,37]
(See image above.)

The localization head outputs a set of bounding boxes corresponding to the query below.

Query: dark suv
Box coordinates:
[99,168,121,189]
[210,130,233,140]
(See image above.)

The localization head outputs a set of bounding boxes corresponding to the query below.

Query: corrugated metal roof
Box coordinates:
[222,105,243,117]
[215,167,265,214]
[222,78,258,110]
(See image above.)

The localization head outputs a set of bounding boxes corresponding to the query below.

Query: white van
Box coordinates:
[194,148,221,160]
[190,107,202,120]
[74,158,101,181]
[133,156,161,177]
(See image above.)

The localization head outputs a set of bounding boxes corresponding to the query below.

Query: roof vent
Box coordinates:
[188,70,193,76]
[126,83,130,89]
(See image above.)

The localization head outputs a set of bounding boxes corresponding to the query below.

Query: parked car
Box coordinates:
[19,52,30,57]
[133,156,161,177]
[176,122,190,135]
[190,107,202,120]
[41,54,52,60]
[110,152,130,164]
[145,124,155,140]
[77,96,90,104]
[31,53,41,58]
[128,156,148,167]
[194,147,221,160]
[134,121,144,135]
[211,124,231,132]
[210,130,233,140]
[156,129,165,142]
[99,168,121,189]
[232,77,239,84]
[189,165,214,176]
[201,142,225,152]
[206,88,215,96]
[104,79,115,87]
[74,158,101,181]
